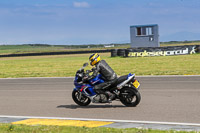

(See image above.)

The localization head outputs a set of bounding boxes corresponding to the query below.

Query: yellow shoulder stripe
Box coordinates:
[12,118,113,127]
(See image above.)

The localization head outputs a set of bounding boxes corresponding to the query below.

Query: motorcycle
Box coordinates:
[72,63,141,107]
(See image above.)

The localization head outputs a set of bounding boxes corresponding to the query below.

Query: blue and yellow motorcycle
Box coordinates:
[72,63,141,107]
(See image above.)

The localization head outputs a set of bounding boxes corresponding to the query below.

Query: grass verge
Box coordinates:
[0,41,199,55]
[0,44,129,55]
[0,53,200,78]
[0,124,198,133]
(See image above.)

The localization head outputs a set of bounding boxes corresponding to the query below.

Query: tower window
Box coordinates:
[136,27,153,36]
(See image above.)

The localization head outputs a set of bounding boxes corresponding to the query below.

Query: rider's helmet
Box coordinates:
[89,53,101,66]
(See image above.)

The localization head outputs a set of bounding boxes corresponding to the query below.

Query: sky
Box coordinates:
[0,0,200,45]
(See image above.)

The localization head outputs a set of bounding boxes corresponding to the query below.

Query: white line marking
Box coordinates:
[0,115,200,127]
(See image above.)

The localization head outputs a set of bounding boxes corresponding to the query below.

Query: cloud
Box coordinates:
[73,2,90,8]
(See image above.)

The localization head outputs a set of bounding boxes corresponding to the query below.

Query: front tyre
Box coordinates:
[120,87,141,107]
[72,90,91,106]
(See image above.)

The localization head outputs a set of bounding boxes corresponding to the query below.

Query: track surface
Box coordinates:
[0,76,200,124]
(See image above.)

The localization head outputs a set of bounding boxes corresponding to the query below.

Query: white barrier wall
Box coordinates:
[111,45,199,57]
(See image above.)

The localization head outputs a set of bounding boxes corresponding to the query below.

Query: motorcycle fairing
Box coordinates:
[117,73,135,89]
[89,74,104,85]
[74,75,97,97]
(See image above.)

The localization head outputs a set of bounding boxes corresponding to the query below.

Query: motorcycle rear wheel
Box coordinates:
[72,90,91,106]
[120,87,141,107]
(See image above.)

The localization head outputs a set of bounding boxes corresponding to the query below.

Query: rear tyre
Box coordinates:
[72,90,91,106]
[120,87,141,107]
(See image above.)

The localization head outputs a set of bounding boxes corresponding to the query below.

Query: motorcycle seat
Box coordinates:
[116,75,128,84]
[110,75,127,89]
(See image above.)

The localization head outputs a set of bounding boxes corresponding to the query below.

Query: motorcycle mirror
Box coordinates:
[79,62,88,71]
[83,62,88,67]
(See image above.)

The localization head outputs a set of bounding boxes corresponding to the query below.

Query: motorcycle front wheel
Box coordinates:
[120,87,141,107]
[72,90,91,106]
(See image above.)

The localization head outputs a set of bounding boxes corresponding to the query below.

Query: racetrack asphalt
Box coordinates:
[0,76,200,130]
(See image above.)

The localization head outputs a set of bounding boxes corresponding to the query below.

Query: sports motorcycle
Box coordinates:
[72,63,141,107]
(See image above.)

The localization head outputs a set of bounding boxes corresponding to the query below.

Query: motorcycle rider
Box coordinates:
[88,53,117,101]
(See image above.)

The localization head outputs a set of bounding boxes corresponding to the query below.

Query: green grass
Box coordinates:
[160,41,200,47]
[0,40,199,55]
[0,53,199,78]
[160,40,200,45]
[0,44,130,55]
[0,124,198,133]
[0,45,61,55]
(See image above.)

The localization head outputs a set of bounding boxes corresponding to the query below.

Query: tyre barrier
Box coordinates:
[196,45,200,53]
[0,49,111,58]
[111,49,118,57]
[111,45,199,57]
[117,49,126,57]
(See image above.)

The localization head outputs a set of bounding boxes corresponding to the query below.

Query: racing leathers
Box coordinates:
[90,60,117,91]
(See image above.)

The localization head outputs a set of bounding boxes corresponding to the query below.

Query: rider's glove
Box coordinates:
[91,67,96,71]
[82,76,89,82]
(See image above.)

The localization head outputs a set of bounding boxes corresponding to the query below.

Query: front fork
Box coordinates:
[74,88,83,100]
[77,91,82,100]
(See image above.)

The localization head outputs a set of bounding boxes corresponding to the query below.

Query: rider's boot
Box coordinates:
[106,91,115,102]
